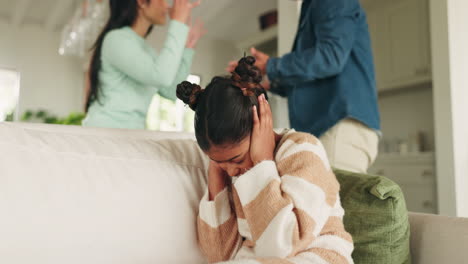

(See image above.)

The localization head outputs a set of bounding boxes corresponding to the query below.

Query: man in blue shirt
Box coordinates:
[228,0,380,173]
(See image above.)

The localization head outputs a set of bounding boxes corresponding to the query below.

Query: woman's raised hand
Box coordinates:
[170,0,201,25]
[186,18,207,49]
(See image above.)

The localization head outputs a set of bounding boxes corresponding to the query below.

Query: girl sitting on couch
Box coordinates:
[176,56,354,264]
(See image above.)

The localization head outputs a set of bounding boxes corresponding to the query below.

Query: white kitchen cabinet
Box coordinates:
[368,152,437,214]
[366,10,387,91]
[364,0,432,92]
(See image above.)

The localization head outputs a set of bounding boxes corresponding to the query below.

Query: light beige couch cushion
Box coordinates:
[0,123,208,264]
[409,212,468,264]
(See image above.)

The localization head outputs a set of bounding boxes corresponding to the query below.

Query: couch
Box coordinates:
[1,122,467,264]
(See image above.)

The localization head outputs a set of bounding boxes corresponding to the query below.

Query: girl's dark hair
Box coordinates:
[177,56,268,151]
[85,0,153,112]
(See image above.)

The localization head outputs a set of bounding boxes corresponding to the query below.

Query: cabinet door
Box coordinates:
[400,184,437,214]
[369,159,438,214]
[367,8,389,91]
[383,0,431,88]
[364,0,431,91]
[371,164,435,185]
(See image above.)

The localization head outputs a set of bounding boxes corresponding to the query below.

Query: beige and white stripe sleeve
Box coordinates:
[197,188,242,263]
[231,133,353,263]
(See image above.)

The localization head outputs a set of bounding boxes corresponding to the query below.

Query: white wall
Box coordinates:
[430,0,468,217]
[269,0,301,129]
[446,0,468,218]
[148,27,239,87]
[378,85,435,152]
[187,37,240,87]
[0,22,84,118]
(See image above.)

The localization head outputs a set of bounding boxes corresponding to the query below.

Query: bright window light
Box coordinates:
[146,74,201,132]
[0,68,20,122]
[187,74,201,85]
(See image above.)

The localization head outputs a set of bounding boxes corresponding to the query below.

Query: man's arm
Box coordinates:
[267,0,360,87]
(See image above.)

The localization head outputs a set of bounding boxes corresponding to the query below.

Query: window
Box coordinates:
[146,74,200,132]
[0,68,20,122]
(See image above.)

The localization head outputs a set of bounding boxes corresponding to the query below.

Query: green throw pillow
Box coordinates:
[333,169,411,264]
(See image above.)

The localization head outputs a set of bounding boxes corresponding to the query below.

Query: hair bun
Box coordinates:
[243,56,256,66]
[233,56,263,85]
[176,81,203,110]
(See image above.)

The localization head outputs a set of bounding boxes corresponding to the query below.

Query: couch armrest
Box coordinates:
[409,212,468,264]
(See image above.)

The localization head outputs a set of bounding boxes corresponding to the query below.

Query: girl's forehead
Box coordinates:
[206,138,250,161]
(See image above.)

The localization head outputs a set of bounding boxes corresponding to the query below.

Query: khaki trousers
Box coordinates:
[319,119,379,173]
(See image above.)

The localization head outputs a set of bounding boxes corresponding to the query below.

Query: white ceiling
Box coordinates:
[0,0,277,42]
[0,0,81,31]
[192,0,278,42]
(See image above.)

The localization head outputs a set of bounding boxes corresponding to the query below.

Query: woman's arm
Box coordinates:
[158,48,194,101]
[102,20,189,89]
[159,18,206,100]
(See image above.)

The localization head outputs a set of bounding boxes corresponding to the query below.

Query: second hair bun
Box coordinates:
[176,81,203,110]
[233,56,263,85]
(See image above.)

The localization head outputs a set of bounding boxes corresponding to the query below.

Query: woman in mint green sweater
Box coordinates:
[83,0,205,129]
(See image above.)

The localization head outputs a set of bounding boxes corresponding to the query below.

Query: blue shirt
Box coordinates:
[267,0,380,137]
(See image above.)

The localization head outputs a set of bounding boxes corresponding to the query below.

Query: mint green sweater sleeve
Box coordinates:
[102,20,189,90]
[158,48,194,101]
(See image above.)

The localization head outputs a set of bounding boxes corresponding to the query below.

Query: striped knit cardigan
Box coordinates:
[197,130,354,264]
